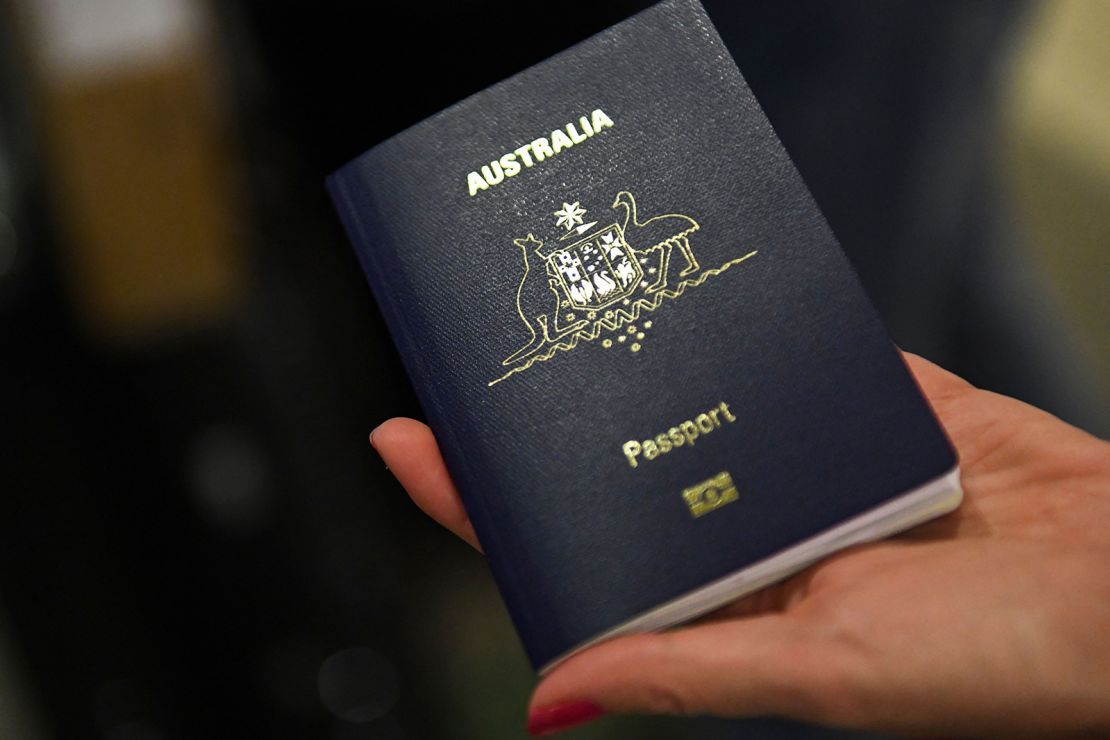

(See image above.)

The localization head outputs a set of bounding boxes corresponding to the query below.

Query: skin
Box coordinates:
[370,353,1110,737]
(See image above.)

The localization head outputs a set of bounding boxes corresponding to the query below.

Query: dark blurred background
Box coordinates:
[0,1,1107,738]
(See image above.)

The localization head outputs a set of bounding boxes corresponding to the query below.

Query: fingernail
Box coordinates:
[369,424,382,449]
[528,701,604,736]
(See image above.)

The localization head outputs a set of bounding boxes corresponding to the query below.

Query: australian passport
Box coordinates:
[327,0,962,673]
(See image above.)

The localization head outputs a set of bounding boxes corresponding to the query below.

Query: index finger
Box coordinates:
[371,417,482,552]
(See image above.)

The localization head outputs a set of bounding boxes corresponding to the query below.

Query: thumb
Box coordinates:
[528,614,856,731]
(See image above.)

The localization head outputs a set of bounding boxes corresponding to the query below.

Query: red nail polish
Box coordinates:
[528,700,605,736]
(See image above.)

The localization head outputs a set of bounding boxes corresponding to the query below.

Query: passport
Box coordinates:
[327,0,962,672]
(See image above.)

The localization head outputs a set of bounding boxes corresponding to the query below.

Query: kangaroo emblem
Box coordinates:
[502,234,588,366]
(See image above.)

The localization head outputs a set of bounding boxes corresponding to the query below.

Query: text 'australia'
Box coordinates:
[467,109,614,197]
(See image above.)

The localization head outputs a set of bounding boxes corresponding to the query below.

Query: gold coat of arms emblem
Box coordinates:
[490,191,756,387]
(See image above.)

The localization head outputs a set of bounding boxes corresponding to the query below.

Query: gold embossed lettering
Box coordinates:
[530,138,554,161]
[681,420,699,445]
[481,161,505,186]
[514,144,535,168]
[655,433,672,453]
[622,401,737,467]
[550,128,573,154]
[499,152,521,177]
[467,171,489,197]
[622,440,642,468]
[466,109,615,195]
[591,108,615,132]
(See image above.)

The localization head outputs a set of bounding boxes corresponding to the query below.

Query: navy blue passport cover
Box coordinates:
[328,0,957,671]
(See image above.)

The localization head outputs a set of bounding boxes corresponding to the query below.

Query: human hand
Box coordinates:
[370,354,1110,737]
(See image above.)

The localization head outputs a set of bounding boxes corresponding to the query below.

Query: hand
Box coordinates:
[370,354,1110,737]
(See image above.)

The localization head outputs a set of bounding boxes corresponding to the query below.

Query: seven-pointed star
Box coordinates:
[554,201,587,231]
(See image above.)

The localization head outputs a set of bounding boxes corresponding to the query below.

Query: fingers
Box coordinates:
[530,615,856,726]
[900,351,974,405]
[370,418,482,552]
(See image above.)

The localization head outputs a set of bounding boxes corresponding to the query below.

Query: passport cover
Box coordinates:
[328,0,959,672]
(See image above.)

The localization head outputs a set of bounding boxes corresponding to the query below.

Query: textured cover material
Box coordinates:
[328,0,957,671]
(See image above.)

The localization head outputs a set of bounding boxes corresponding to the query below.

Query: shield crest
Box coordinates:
[548,224,643,310]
